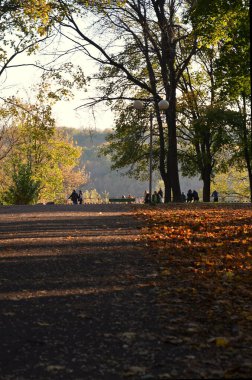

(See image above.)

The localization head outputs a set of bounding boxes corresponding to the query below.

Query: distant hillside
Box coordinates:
[61,127,150,197]
[61,127,202,198]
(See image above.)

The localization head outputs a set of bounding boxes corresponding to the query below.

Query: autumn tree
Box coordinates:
[0,0,54,80]
[0,0,53,164]
[0,84,89,204]
[0,101,22,161]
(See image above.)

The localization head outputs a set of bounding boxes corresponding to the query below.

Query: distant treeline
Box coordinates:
[61,127,202,199]
[61,127,150,197]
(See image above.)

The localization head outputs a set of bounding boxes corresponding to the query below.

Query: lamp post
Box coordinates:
[133,99,169,203]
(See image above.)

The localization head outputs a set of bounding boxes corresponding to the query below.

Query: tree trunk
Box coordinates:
[163,175,172,203]
[244,153,252,203]
[167,95,181,202]
[249,169,252,203]
[241,93,252,202]
[202,169,211,202]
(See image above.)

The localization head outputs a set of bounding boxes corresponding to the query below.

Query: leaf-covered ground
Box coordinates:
[0,203,251,379]
[135,203,252,378]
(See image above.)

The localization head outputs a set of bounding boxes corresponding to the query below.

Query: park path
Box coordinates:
[0,204,251,379]
[0,204,165,380]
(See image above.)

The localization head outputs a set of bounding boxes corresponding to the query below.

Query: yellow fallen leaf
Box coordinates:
[161,269,171,276]
[215,337,230,347]
[209,337,230,347]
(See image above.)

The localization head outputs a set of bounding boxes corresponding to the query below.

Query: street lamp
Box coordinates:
[133,98,169,202]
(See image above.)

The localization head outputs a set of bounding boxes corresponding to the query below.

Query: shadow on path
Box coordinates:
[0,205,251,379]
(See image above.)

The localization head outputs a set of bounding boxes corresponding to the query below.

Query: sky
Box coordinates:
[1,46,114,131]
[52,97,114,130]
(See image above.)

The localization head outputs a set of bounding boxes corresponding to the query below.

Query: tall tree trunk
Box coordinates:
[248,168,252,203]
[244,152,252,202]
[241,93,252,202]
[158,114,171,203]
[249,170,252,203]
[156,0,181,203]
[163,175,172,203]
[202,168,211,202]
[167,95,181,202]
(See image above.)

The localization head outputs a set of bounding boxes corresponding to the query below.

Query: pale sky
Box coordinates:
[52,100,114,130]
[1,46,114,131]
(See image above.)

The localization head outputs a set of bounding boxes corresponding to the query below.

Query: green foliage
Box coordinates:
[214,2,250,99]
[179,106,243,175]
[187,0,250,100]
[99,103,153,180]
[3,163,40,205]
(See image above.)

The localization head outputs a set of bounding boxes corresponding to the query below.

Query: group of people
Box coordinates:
[144,188,219,203]
[121,194,134,199]
[181,189,199,203]
[181,189,218,202]
[69,188,219,205]
[144,188,164,204]
[68,189,83,204]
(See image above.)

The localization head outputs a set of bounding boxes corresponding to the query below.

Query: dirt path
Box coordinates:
[0,204,251,379]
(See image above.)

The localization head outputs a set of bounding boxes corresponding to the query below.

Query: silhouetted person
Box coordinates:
[158,188,164,202]
[211,190,219,202]
[181,192,186,202]
[187,189,193,203]
[144,191,151,204]
[78,190,83,204]
[192,190,199,202]
[69,189,79,204]
[152,191,161,204]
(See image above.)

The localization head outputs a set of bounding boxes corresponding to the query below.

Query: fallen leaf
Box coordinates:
[124,366,147,376]
[208,337,230,347]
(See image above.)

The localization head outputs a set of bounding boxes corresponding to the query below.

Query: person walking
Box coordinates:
[187,189,193,203]
[68,189,79,205]
[144,191,151,204]
[158,187,164,203]
[211,190,219,202]
[152,191,161,204]
[192,190,199,202]
[78,190,83,204]
[181,192,186,202]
